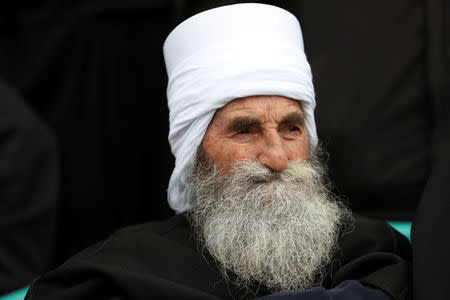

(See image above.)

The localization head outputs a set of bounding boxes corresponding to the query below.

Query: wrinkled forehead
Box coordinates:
[211,95,304,123]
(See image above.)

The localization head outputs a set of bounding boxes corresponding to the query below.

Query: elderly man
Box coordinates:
[25,4,410,300]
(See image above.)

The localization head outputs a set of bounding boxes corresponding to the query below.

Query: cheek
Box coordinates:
[202,134,250,162]
[214,144,256,166]
[201,135,220,161]
[226,146,255,161]
[286,140,309,160]
[202,140,258,174]
[217,146,256,173]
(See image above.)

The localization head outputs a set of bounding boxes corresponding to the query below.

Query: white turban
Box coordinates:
[163,3,317,213]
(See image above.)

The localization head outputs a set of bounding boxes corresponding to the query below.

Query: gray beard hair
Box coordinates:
[187,149,352,293]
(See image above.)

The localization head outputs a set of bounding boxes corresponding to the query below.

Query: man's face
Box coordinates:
[189,95,350,293]
[202,95,309,173]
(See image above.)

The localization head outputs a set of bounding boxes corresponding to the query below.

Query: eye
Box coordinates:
[280,124,302,138]
[287,125,301,132]
[238,128,251,134]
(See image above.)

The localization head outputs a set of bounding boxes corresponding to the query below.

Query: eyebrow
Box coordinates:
[225,111,305,133]
[226,117,260,133]
[280,111,305,127]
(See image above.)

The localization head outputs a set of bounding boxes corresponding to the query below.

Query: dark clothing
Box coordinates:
[26,214,411,300]
[0,79,59,294]
[412,136,450,300]
[412,59,450,299]
[256,280,390,300]
[412,1,450,299]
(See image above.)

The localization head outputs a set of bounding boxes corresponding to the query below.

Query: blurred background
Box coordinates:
[0,0,448,298]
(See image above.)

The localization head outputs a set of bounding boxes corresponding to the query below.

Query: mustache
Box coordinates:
[225,158,320,185]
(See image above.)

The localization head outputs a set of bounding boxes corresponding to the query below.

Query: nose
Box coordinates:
[257,131,289,172]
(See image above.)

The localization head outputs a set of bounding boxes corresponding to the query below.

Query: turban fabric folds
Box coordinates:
[163,3,317,213]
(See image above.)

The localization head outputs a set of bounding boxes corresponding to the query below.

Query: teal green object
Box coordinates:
[387,221,412,242]
[0,287,29,300]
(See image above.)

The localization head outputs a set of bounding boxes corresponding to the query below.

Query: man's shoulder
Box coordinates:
[111,213,190,243]
[327,214,412,300]
[28,214,228,299]
[70,214,194,262]
[345,214,411,251]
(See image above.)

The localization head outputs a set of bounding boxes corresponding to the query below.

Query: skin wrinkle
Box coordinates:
[225,111,305,136]
[202,95,309,174]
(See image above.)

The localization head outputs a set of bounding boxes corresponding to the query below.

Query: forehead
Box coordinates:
[214,95,302,120]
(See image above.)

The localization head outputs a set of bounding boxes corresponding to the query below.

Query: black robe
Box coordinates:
[0,79,59,294]
[25,214,411,300]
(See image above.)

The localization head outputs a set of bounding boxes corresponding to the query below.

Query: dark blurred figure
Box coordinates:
[0,0,176,268]
[412,104,450,299]
[0,78,58,294]
[412,1,450,299]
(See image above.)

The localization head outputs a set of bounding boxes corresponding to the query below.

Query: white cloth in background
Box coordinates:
[163,3,317,213]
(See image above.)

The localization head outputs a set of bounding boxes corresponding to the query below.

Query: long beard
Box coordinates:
[187,150,352,293]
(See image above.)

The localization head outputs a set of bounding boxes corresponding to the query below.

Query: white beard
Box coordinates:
[188,150,351,293]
